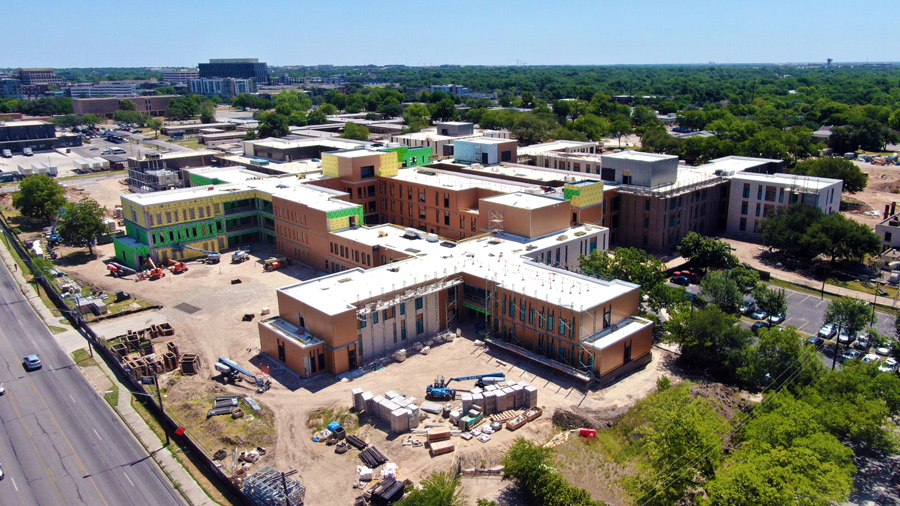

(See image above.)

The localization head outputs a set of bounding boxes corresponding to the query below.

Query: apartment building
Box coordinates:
[726,172,842,237]
[158,68,199,84]
[189,78,255,99]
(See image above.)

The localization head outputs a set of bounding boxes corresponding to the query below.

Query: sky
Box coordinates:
[3,0,897,68]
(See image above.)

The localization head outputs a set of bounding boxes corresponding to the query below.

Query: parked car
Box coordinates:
[879,357,898,373]
[875,346,892,356]
[751,321,769,333]
[101,149,113,155]
[807,336,824,347]
[861,353,881,364]
[739,300,756,314]
[0,381,5,395]
[673,270,700,283]
[818,323,837,339]
[0,462,4,480]
[750,309,769,320]
[22,354,41,371]
[838,329,856,345]
[670,275,690,286]
[840,349,863,362]
[768,312,786,324]
[853,334,870,350]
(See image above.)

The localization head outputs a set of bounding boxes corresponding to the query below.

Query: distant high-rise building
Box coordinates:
[13,68,63,86]
[198,58,268,83]
[157,68,200,84]
[189,78,256,99]
[0,79,23,99]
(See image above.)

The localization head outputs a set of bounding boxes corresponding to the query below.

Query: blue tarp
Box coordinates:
[327,421,342,432]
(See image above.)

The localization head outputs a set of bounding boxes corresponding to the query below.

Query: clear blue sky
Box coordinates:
[3,0,896,67]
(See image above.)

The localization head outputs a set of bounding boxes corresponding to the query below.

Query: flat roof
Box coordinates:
[729,172,841,190]
[435,121,472,126]
[602,150,677,163]
[328,148,380,159]
[302,222,636,314]
[455,137,511,145]
[482,192,561,210]
[124,167,356,212]
[1,120,48,127]
[517,140,597,156]
[583,318,653,350]
[391,167,540,195]
[700,155,783,174]
[248,137,359,150]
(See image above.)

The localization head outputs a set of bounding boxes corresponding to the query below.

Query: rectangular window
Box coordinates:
[755,203,761,217]
[742,183,751,199]
[559,318,566,336]
[383,307,395,320]
[740,201,748,215]
[399,303,405,315]
[644,199,651,211]
[757,186,763,200]
[373,312,379,324]
[547,314,554,331]
[765,186,776,202]
[519,302,526,321]
[739,217,747,231]
[401,321,407,340]
[359,318,367,329]
[416,314,424,335]
[509,300,515,316]
[528,308,535,325]
[360,165,375,178]
[415,297,423,310]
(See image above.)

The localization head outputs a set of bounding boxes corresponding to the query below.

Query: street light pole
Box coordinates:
[831,322,842,370]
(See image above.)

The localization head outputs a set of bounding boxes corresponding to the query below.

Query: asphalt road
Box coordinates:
[0,262,184,505]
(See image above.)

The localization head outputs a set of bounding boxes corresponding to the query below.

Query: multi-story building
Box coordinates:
[726,172,843,238]
[435,121,474,137]
[0,79,23,99]
[158,68,199,84]
[518,140,601,171]
[430,84,469,96]
[13,68,63,86]
[68,82,140,98]
[198,58,268,83]
[0,120,82,154]
[73,95,177,118]
[188,78,255,99]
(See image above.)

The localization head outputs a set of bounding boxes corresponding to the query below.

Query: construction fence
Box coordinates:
[0,215,256,506]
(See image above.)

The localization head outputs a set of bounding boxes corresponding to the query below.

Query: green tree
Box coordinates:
[740,326,824,390]
[664,305,751,382]
[760,203,826,258]
[380,100,403,119]
[511,114,550,146]
[340,122,370,141]
[805,213,881,264]
[165,96,200,119]
[751,285,787,317]
[243,128,258,141]
[429,98,458,122]
[147,118,163,139]
[57,198,107,255]
[118,99,136,111]
[82,114,104,127]
[396,471,466,506]
[610,118,633,147]
[12,175,67,224]
[627,384,729,506]
[699,271,744,312]
[790,157,868,193]
[729,265,760,295]
[677,232,737,272]
[256,111,290,138]
[579,248,680,312]
[200,106,215,124]
[307,109,327,125]
[502,439,605,506]
[824,297,875,368]
[318,103,338,116]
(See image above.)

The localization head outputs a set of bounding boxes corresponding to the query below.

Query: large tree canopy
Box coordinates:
[12,175,67,224]
[790,157,868,193]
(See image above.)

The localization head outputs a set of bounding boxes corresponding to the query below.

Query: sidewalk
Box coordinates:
[0,236,217,506]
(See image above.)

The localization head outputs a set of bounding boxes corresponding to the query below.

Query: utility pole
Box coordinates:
[152,374,170,445]
[831,322,842,370]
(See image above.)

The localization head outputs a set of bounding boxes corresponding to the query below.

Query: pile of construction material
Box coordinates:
[180,353,201,375]
[459,381,538,416]
[426,427,454,456]
[352,388,421,434]
[243,465,306,506]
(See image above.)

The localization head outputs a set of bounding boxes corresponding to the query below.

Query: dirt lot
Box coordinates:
[843,160,900,225]
[53,234,679,505]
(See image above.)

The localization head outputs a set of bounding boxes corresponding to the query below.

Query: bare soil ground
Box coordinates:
[56,232,682,505]
[843,161,900,226]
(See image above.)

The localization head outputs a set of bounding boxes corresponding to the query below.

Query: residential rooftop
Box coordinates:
[391,167,543,195]
[729,172,842,191]
[602,150,678,163]
[517,140,598,156]
[482,192,562,210]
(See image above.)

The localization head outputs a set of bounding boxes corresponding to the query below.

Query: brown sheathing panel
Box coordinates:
[258,323,326,378]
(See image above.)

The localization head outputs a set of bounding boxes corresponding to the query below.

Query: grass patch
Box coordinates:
[131,396,228,506]
[104,385,119,407]
[48,324,69,333]
[56,170,126,182]
[307,406,361,434]
[71,347,100,368]
[172,139,204,150]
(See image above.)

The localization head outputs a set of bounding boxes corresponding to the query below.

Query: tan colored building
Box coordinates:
[73,95,177,118]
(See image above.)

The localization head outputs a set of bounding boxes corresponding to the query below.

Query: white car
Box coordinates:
[862,353,881,364]
[875,346,892,356]
[0,381,5,395]
[879,358,898,373]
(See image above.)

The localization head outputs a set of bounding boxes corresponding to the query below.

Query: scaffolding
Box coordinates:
[243,466,306,506]
[127,166,184,193]
[488,209,504,241]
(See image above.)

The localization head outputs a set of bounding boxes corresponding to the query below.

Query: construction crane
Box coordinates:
[44,208,67,247]
[214,357,271,393]
[175,243,221,264]
[426,372,505,400]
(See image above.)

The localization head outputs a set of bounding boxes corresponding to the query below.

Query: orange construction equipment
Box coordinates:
[147,257,166,280]
[263,255,288,272]
[169,262,188,274]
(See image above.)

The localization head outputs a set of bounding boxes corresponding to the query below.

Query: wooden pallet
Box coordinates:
[489,410,521,422]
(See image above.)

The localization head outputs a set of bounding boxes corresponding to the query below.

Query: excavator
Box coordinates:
[426,372,505,400]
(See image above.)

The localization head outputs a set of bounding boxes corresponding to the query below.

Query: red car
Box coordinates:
[673,270,700,283]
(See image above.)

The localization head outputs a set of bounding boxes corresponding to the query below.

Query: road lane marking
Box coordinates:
[93,428,102,441]
[11,476,18,491]
[70,394,76,404]
[124,472,134,487]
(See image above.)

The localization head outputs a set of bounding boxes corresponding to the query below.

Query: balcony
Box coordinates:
[581,316,653,350]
